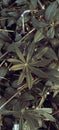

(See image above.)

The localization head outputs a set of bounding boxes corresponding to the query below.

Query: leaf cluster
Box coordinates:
[0,0,59,130]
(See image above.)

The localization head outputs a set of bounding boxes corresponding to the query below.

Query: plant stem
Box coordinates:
[0,29,14,32]
[0,83,27,110]
[52,109,59,116]
[0,52,8,59]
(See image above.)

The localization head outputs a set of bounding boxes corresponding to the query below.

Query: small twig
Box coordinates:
[0,52,8,59]
[21,9,37,33]
[38,0,45,10]
[19,28,35,43]
[0,60,5,67]
[21,10,31,33]
[52,109,59,116]
[0,29,14,33]
[0,83,27,110]
[0,17,9,21]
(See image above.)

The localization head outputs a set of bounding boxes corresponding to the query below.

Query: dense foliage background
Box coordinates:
[0,0,59,129]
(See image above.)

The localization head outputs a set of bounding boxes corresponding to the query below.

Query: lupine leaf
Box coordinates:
[9,64,24,71]
[30,66,47,78]
[34,30,44,43]
[45,1,57,21]
[8,58,22,63]
[26,68,33,89]
[27,42,36,62]
[34,47,48,59]
[15,46,25,63]
[18,68,25,85]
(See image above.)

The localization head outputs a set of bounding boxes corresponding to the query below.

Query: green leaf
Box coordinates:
[23,121,30,130]
[47,27,55,38]
[32,17,40,29]
[51,84,59,97]
[32,17,48,29]
[51,84,59,90]
[0,32,12,42]
[50,38,59,47]
[0,67,7,79]
[30,58,51,67]
[44,47,58,60]
[35,108,55,122]
[54,9,59,20]
[15,46,25,63]
[45,1,57,21]
[9,64,24,71]
[26,68,33,89]
[39,108,52,114]
[34,30,44,43]
[0,40,4,50]
[56,0,59,4]
[27,42,36,62]
[21,92,34,101]
[43,113,55,122]
[2,0,9,5]
[30,0,37,8]
[18,68,25,85]
[8,58,22,63]
[8,12,18,17]
[20,116,24,130]
[48,69,59,78]
[34,47,48,59]
[27,119,37,130]
[0,110,16,115]
[7,42,22,52]
[30,66,47,78]
[16,0,24,5]
[23,111,39,130]
[53,91,59,97]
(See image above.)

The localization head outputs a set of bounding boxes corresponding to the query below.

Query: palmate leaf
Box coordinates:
[26,67,33,89]
[30,66,47,78]
[23,108,55,129]
[15,46,25,63]
[9,63,24,71]
[23,111,39,130]
[18,68,25,85]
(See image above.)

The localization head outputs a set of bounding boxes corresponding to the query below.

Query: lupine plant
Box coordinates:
[0,0,59,130]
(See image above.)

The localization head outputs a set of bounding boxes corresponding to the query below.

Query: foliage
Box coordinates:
[0,0,59,129]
